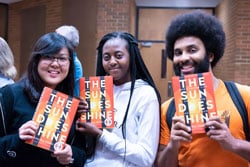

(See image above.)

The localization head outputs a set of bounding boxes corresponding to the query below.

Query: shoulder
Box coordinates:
[234,82,250,106]
[160,98,174,133]
[233,82,250,100]
[0,77,14,88]
[0,83,24,103]
[161,98,174,118]
[1,82,23,94]
[235,82,250,93]
[160,98,173,145]
[0,83,24,118]
[134,79,158,99]
[218,80,250,96]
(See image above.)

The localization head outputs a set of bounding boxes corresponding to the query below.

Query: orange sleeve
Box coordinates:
[160,98,173,145]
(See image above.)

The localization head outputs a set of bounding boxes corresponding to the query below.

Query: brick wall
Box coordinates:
[8,0,249,84]
[8,0,63,78]
[7,0,136,78]
[234,0,250,84]
[215,0,250,85]
[96,0,135,42]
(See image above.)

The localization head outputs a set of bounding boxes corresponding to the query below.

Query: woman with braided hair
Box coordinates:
[76,31,161,167]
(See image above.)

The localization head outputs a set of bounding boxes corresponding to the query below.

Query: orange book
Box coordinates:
[79,76,114,128]
[26,87,79,152]
[172,72,217,134]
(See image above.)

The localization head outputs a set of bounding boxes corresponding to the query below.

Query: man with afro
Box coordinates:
[156,10,250,167]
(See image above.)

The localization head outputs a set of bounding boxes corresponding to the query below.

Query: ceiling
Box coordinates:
[0,0,21,4]
[0,0,221,7]
[135,0,221,8]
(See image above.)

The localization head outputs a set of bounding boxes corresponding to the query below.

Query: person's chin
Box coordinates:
[181,69,195,75]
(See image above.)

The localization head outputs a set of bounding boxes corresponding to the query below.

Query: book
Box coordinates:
[172,72,217,134]
[26,87,79,152]
[79,76,114,128]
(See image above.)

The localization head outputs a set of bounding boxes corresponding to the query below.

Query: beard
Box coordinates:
[174,53,210,76]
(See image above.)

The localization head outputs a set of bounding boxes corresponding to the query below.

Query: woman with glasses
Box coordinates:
[0,32,93,167]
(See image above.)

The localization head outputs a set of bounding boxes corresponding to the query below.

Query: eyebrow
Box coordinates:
[55,54,70,57]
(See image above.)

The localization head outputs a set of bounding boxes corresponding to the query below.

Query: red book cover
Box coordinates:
[172,72,217,134]
[79,76,114,128]
[26,87,79,152]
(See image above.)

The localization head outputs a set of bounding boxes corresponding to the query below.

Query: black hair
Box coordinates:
[22,32,75,104]
[166,10,225,68]
[96,31,161,139]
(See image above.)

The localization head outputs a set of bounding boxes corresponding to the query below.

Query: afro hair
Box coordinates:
[166,10,225,68]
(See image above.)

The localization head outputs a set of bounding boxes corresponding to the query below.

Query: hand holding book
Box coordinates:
[79,76,114,129]
[25,87,80,152]
[76,120,103,138]
[75,97,89,117]
[171,116,192,143]
[52,143,73,165]
[19,120,39,141]
[172,72,217,134]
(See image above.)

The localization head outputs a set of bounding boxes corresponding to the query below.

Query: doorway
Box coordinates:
[136,8,214,102]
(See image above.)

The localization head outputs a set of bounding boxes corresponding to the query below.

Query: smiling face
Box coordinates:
[102,38,131,85]
[38,47,70,89]
[173,36,212,76]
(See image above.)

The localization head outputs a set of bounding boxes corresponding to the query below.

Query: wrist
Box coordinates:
[69,157,74,164]
[96,131,103,140]
[96,129,103,140]
[65,157,74,167]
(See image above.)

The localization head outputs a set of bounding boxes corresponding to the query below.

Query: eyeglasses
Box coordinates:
[41,55,70,66]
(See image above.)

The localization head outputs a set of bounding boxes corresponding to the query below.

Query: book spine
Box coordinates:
[33,89,56,146]
[50,95,72,151]
[179,75,191,127]
[84,77,91,123]
[100,76,106,128]
[199,73,209,123]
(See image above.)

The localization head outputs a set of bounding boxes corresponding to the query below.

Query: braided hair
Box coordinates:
[96,31,161,138]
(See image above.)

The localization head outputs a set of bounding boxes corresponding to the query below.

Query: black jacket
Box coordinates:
[0,82,87,167]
